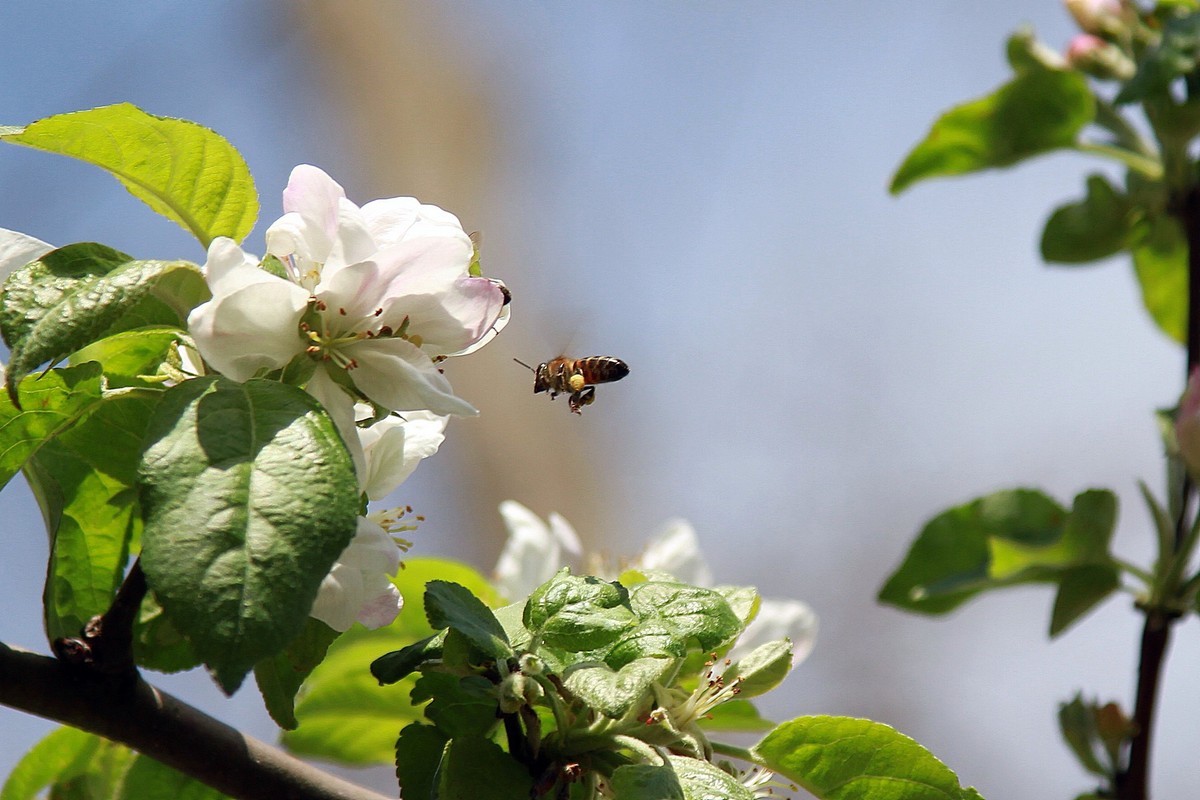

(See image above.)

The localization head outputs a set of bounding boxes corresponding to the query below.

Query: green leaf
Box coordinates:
[627,582,743,653]
[253,618,341,729]
[133,592,201,673]
[878,488,1119,620]
[1,727,101,800]
[1058,694,1112,779]
[754,716,983,800]
[284,558,496,765]
[1117,13,1200,103]
[425,580,511,660]
[1050,565,1120,637]
[29,390,155,642]
[1131,213,1187,344]
[370,632,444,685]
[71,328,184,389]
[890,69,1093,194]
[697,698,774,732]
[411,673,500,737]
[117,755,232,800]
[1,104,258,247]
[394,724,450,800]
[436,736,532,800]
[0,243,205,401]
[1,728,135,800]
[138,377,358,693]
[609,764,686,800]
[727,638,792,699]
[1006,27,1071,74]
[0,363,104,491]
[525,569,636,651]
[563,656,673,718]
[1041,175,1135,263]
[667,756,756,800]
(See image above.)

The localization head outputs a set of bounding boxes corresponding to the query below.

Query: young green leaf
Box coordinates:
[1131,213,1187,344]
[609,764,686,800]
[697,698,774,732]
[754,716,983,800]
[395,724,450,800]
[628,582,743,653]
[138,377,358,693]
[667,755,756,800]
[726,638,793,699]
[1116,13,1200,105]
[0,363,105,492]
[890,69,1093,194]
[71,328,184,389]
[524,569,636,651]
[0,243,206,401]
[117,755,232,800]
[1,727,102,800]
[1,104,258,248]
[1040,174,1134,264]
[1058,694,1113,779]
[253,618,341,730]
[562,656,673,718]
[1050,564,1121,637]
[29,391,156,642]
[425,580,511,660]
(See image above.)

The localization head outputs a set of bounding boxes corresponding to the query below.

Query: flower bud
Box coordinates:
[1176,368,1200,476]
[1066,33,1135,80]
[1064,0,1134,36]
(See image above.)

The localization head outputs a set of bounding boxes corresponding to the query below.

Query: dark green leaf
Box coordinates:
[437,736,532,800]
[285,558,496,765]
[1131,213,1187,344]
[1,104,258,247]
[425,580,511,660]
[754,716,983,800]
[411,673,500,737]
[253,618,341,729]
[524,569,635,651]
[394,724,449,800]
[370,632,444,685]
[138,377,358,693]
[891,69,1093,193]
[604,619,690,669]
[1041,175,1135,263]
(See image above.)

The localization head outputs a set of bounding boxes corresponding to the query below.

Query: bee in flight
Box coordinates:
[515,355,630,414]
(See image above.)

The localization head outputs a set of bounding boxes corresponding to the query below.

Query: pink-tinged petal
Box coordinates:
[310,517,403,632]
[358,411,448,501]
[357,584,402,629]
[282,164,346,238]
[373,237,474,303]
[0,227,52,279]
[361,197,472,249]
[326,197,378,271]
[378,276,505,356]
[455,280,510,357]
[345,338,477,416]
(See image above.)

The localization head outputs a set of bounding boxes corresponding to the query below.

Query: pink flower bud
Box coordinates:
[1065,32,1135,80]
[1176,369,1200,475]
[1066,33,1107,63]
[1064,0,1132,35]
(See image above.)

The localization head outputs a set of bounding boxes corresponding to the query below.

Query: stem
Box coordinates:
[709,741,758,762]
[1116,183,1200,800]
[0,642,389,800]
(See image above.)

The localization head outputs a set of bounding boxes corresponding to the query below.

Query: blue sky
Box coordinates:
[0,4,1193,797]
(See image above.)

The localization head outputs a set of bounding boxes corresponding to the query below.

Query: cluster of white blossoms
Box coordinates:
[493,501,818,666]
[186,166,509,632]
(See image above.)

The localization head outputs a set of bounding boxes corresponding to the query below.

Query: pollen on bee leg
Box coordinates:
[568,373,586,392]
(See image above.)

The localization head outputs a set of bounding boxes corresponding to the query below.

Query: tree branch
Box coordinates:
[0,642,390,800]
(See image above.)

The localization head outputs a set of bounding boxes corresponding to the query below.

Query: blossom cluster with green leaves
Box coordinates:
[0,104,985,800]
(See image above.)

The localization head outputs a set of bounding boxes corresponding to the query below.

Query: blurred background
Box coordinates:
[0,2,1193,797]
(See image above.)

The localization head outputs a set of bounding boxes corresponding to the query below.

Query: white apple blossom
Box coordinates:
[187,165,507,422]
[492,503,817,665]
[309,407,449,631]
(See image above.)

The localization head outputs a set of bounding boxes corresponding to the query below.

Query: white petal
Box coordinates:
[187,240,309,382]
[494,501,566,601]
[309,564,362,632]
[357,583,403,629]
[0,228,51,280]
[347,337,477,416]
[730,598,818,666]
[359,411,448,501]
[360,196,472,248]
[453,281,510,357]
[638,519,713,586]
[310,517,404,632]
[548,512,583,557]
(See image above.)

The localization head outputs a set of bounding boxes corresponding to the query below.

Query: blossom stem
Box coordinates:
[709,740,759,763]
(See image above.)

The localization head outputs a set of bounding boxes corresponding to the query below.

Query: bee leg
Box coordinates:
[568,387,595,414]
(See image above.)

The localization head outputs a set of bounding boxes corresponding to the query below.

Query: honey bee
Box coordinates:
[515,355,630,414]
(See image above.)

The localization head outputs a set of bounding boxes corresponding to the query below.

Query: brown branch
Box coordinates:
[0,642,390,800]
